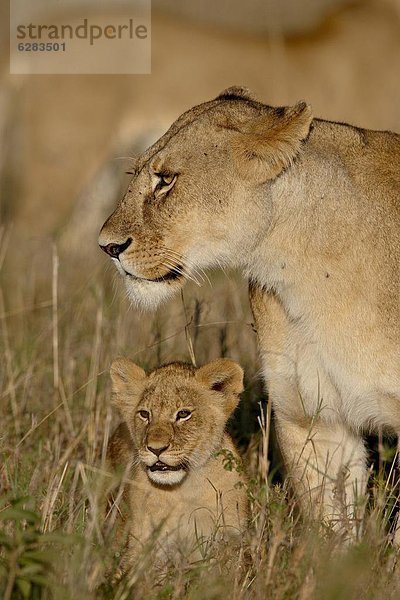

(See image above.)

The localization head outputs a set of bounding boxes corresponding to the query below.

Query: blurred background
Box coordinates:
[1,0,400,481]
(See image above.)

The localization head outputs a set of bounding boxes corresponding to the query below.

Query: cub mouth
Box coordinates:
[149,461,186,473]
[124,265,184,284]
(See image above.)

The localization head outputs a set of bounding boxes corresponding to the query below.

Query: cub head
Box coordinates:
[110,357,244,486]
[99,87,313,309]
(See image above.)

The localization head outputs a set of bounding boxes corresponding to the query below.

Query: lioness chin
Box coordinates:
[100,86,400,538]
[108,357,248,569]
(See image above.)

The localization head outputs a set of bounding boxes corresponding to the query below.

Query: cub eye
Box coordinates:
[176,409,192,421]
[154,172,177,197]
[138,409,150,421]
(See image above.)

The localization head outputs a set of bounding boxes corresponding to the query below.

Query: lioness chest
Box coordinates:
[252,275,400,432]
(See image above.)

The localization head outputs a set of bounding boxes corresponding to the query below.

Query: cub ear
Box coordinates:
[195,358,244,417]
[110,357,146,416]
[230,101,313,182]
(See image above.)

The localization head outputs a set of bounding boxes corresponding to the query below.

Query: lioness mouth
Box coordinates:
[149,461,185,472]
[146,266,183,284]
[125,266,184,284]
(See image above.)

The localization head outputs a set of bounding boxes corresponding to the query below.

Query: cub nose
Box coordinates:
[147,443,170,457]
[99,237,132,259]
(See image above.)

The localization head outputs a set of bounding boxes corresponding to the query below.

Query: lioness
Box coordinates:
[108,357,248,567]
[99,87,400,533]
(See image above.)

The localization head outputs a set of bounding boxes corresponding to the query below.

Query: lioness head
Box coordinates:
[110,358,244,486]
[99,87,313,309]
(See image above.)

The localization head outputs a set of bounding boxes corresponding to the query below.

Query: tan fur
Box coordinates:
[100,87,400,536]
[108,358,248,569]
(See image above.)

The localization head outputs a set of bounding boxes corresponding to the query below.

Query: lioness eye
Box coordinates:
[159,173,175,186]
[154,172,177,196]
[138,409,150,421]
[176,409,191,421]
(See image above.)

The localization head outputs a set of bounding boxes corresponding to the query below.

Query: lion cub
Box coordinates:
[108,357,248,568]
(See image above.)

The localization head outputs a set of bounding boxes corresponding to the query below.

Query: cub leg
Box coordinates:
[275,411,368,537]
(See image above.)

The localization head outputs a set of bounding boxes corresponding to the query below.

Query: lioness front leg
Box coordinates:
[249,283,368,536]
[275,411,367,537]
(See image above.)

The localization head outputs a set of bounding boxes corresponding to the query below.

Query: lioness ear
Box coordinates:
[110,357,146,417]
[231,101,313,182]
[195,358,244,417]
[216,86,256,102]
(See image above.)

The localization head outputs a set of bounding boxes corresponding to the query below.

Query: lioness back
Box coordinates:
[108,357,248,568]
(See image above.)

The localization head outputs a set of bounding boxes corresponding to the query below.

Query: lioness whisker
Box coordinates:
[162,250,200,279]
[212,255,232,282]
[161,260,201,287]
[163,248,211,287]
[161,252,203,287]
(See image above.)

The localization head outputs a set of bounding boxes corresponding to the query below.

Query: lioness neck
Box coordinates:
[243,125,400,323]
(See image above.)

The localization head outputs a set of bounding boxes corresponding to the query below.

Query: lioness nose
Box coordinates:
[99,237,132,259]
[147,443,170,457]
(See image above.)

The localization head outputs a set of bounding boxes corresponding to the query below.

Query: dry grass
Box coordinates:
[1,232,400,599]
